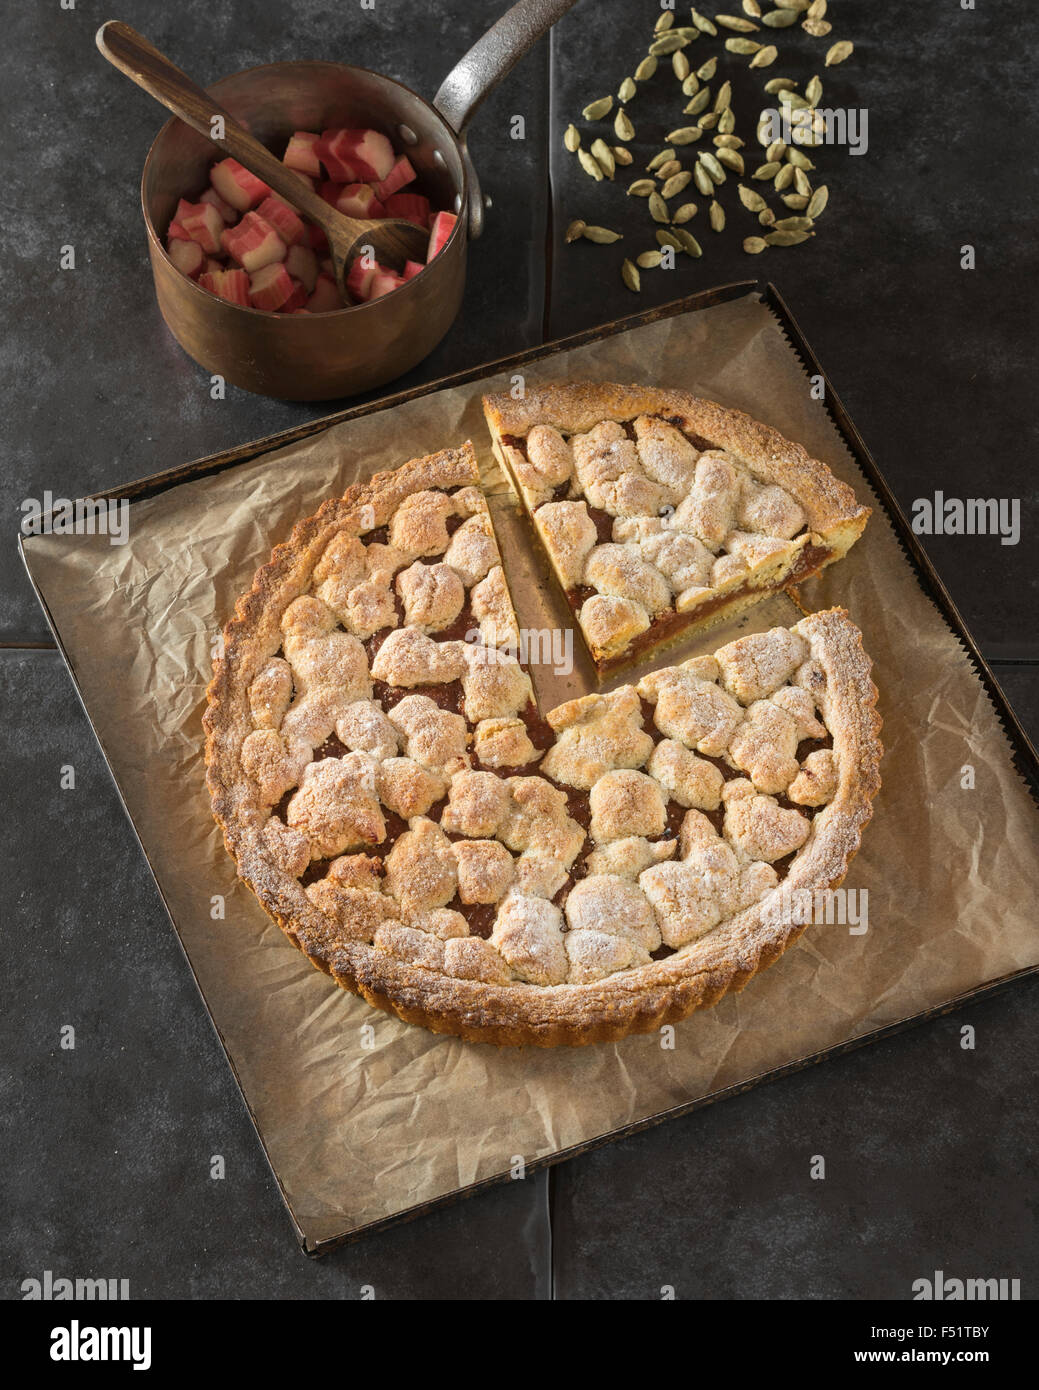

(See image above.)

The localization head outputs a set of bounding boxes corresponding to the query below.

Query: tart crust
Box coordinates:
[205,436,881,1047]
[482,381,871,674]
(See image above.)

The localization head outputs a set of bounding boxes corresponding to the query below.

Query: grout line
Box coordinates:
[0,641,58,650]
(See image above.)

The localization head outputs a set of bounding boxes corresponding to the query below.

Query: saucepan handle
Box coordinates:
[434,0,578,239]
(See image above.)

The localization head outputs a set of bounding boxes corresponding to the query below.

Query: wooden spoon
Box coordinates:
[96,20,429,296]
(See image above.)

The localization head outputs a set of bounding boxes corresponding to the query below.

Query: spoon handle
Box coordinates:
[96,21,359,240]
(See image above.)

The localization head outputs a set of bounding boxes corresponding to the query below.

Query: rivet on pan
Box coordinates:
[483,193,493,209]
[433,150,447,169]
[398,124,418,145]
[453,192,463,213]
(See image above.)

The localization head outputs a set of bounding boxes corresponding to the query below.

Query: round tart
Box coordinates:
[205,442,882,1046]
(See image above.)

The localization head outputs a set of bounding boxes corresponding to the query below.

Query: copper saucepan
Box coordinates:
[128,0,575,400]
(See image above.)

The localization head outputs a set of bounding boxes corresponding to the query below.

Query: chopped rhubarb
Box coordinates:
[426,210,458,262]
[368,267,405,300]
[334,183,384,219]
[256,195,306,247]
[221,212,287,272]
[204,256,225,273]
[401,259,424,281]
[306,274,345,313]
[374,155,416,202]
[168,239,205,278]
[200,187,238,224]
[199,268,251,306]
[283,131,322,178]
[318,180,345,207]
[210,157,271,212]
[167,197,197,241]
[282,280,309,312]
[332,128,395,182]
[285,244,319,293]
[179,202,225,254]
[317,130,359,182]
[383,192,430,228]
[249,263,296,311]
[345,258,378,301]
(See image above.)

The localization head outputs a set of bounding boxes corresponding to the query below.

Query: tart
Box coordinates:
[205,442,882,1047]
[482,382,870,674]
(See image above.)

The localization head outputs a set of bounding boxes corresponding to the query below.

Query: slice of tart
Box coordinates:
[205,438,882,1047]
[482,382,870,676]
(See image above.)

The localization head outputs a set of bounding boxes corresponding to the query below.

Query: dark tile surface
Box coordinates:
[0,650,549,1298]
[548,0,1039,657]
[1,0,549,641]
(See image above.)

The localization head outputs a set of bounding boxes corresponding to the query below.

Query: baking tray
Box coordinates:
[20,282,1039,1253]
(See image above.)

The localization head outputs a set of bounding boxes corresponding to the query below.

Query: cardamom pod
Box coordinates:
[657,159,682,179]
[764,228,813,245]
[714,80,733,113]
[781,192,810,209]
[764,77,797,93]
[582,96,613,121]
[718,107,736,134]
[673,228,703,256]
[752,161,781,179]
[581,225,623,243]
[649,192,670,222]
[673,50,691,80]
[802,18,832,35]
[672,202,699,223]
[774,163,795,190]
[636,250,663,268]
[650,32,687,55]
[697,56,718,80]
[627,179,656,196]
[743,235,768,253]
[750,44,778,67]
[613,145,634,166]
[793,166,811,196]
[621,258,641,292]
[807,0,827,16]
[786,147,815,169]
[716,148,745,173]
[763,9,798,26]
[766,139,787,162]
[715,134,745,149]
[668,126,702,145]
[661,171,692,198]
[697,111,719,130]
[743,0,763,14]
[635,56,658,81]
[689,9,718,36]
[564,124,581,153]
[647,147,676,170]
[709,199,726,232]
[618,77,637,103]
[682,73,701,96]
[684,87,711,116]
[715,15,760,31]
[654,10,675,31]
[773,215,814,231]
[564,218,586,242]
[698,151,727,182]
[726,38,763,54]
[591,138,616,179]
[693,163,714,196]
[578,149,604,181]
[615,109,636,142]
[758,207,775,225]
[738,183,766,211]
[806,184,829,218]
[656,229,683,250]
[825,40,853,65]
[805,74,823,105]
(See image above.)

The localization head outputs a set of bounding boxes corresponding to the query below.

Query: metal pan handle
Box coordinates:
[434,0,577,239]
